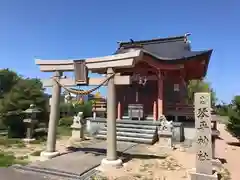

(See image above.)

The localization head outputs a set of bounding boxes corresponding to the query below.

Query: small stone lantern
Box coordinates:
[23,104,41,142]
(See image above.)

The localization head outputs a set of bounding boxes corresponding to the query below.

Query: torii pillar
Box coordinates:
[99,68,123,169]
[41,71,62,160]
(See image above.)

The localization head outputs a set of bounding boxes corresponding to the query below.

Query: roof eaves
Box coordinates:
[141,49,213,62]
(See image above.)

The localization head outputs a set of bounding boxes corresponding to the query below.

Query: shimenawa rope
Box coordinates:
[53,73,115,95]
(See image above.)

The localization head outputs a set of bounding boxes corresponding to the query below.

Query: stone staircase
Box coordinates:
[95,118,159,144]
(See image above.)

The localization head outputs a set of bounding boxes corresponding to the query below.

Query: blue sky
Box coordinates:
[0,0,239,103]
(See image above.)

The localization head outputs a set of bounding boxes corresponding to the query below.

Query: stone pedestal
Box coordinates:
[70,125,84,141]
[188,168,218,180]
[158,131,173,149]
[98,158,123,171]
[40,151,60,161]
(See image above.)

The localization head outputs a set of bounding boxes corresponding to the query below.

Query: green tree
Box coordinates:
[0,78,46,112]
[0,69,20,98]
[215,102,230,116]
[226,96,240,140]
[0,69,47,137]
[187,79,217,106]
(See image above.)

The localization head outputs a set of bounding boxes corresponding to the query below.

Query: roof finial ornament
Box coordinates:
[184,32,191,37]
[184,32,191,44]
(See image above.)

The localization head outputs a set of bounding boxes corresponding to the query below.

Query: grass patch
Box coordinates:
[30,150,42,156]
[29,138,46,145]
[0,137,25,148]
[90,175,108,180]
[0,151,28,167]
[57,126,71,137]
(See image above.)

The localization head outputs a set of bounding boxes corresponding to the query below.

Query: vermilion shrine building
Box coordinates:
[110,34,212,121]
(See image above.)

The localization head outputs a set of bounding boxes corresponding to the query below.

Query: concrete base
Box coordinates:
[97,158,123,171]
[23,138,36,142]
[188,168,218,180]
[40,151,60,161]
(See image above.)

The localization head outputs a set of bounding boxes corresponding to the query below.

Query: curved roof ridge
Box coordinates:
[119,35,186,46]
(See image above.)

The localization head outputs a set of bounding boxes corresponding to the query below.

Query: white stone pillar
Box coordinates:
[41,71,62,160]
[100,68,122,170]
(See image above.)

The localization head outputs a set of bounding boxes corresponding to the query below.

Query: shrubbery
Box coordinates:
[59,116,73,127]
[59,101,92,127]
[226,96,240,140]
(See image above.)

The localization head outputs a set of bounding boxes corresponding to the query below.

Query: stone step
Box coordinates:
[102,127,156,134]
[114,123,157,129]
[98,130,155,139]
[122,116,154,120]
[95,134,154,144]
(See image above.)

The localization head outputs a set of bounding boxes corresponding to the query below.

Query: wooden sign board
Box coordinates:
[74,60,88,85]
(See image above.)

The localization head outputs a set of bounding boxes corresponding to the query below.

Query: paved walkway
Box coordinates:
[215,123,240,180]
[29,141,137,175]
[4,141,138,180]
[0,168,49,180]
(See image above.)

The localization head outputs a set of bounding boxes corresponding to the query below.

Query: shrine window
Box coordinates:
[174,84,180,92]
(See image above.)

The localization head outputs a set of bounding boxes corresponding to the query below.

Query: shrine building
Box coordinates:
[102,34,212,121]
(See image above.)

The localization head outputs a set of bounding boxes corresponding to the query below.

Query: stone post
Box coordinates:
[188,92,218,180]
[100,68,122,170]
[41,71,62,160]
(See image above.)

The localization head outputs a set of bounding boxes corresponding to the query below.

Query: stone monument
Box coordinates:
[188,92,218,180]
[70,112,85,141]
[158,117,173,149]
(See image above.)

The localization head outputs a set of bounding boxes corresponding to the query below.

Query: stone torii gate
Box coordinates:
[35,50,143,168]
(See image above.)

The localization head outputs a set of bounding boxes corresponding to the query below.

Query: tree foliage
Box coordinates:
[0,69,47,137]
[226,96,240,140]
[0,78,46,112]
[187,79,217,106]
[215,102,230,116]
[0,69,20,98]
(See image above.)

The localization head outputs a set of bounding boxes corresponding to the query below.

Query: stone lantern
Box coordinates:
[23,104,41,142]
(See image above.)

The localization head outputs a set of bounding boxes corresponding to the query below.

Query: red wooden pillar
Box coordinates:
[117,101,121,120]
[157,76,163,120]
[153,101,157,121]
